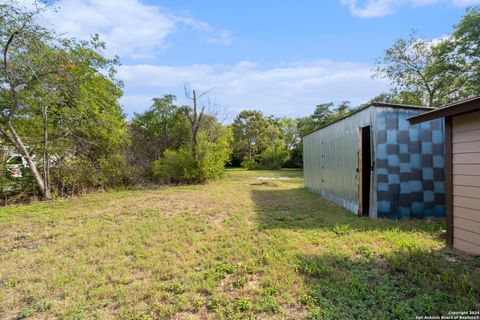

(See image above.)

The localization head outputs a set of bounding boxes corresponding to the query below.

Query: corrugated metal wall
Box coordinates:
[303,107,373,214]
[303,105,446,219]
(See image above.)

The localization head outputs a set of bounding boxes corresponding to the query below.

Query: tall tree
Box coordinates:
[181,88,217,157]
[151,89,232,183]
[375,32,447,107]
[129,95,189,171]
[311,103,334,128]
[232,110,272,168]
[0,2,63,199]
[451,7,480,97]
[0,1,128,198]
[375,7,480,108]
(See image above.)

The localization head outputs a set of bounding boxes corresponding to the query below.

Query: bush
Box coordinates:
[51,158,99,196]
[240,157,258,170]
[97,154,132,188]
[195,128,232,180]
[51,154,132,196]
[151,148,196,183]
[240,141,290,170]
[259,141,290,169]
[152,127,232,184]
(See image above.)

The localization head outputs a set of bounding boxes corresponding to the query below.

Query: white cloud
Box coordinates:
[207,30,233,45]
[118,60,388,119]
[33,0,231,59]
[119,94,155,114]
[341,0,478,18]
[341,0,397,17]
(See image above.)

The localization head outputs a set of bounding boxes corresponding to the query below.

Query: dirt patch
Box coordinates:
[4,232,54,251]
[172,310,212,320]
[247,181,278,187]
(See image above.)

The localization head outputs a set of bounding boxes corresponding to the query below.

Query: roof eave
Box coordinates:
[302,102,431,138]
[408,96,480,124]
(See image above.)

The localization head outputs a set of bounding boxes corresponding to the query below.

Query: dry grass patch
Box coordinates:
[0,169,479,319]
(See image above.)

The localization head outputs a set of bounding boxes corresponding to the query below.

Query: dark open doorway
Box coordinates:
[358,126,371,216]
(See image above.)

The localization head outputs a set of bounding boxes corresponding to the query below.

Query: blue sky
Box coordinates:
[38,0,478,120]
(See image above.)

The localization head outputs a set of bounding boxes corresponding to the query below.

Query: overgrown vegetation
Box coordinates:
[0,2,233,200]
[0,170,478,319]
[0,1,129,200]
[1,0,480,202]
[130,91,233,184]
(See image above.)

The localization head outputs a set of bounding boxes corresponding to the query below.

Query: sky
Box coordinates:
[34,0,480,120]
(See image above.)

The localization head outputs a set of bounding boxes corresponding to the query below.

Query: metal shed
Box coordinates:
[303,102,446,219]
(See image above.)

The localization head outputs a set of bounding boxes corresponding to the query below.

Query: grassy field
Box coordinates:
[0,169,479,319]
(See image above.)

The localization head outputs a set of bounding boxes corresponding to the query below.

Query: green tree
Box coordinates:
[232,110,268,168]
[375,7,480,108]
[151,89,232,183]
[311,103,334,128]
[151,126,232,184]
[451,7,480,97]
[0,1,128,198]
[129,95,189,175]
[374,32,446,107]
[232,110,275,169]
[278,117,299,152]
[290,116,317,168]
[0,1,59,198]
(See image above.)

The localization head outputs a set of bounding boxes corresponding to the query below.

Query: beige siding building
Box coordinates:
[409,97,480,255]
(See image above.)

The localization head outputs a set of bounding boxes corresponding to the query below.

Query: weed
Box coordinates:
[263,286,278,296]
[15,307,35,320]
[206,298,221,311]
[213,263,236,277]
[332,223,351,236]
[235,299,251,311]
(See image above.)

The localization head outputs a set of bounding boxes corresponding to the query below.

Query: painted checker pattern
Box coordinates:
[375,109,445,219]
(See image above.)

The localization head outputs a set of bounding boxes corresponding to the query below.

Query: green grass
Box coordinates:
[0,169,478,319]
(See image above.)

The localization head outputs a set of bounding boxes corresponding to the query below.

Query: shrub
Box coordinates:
[51,158,98,196]
[97,154,133,188]
[152,127,232,184]
[51,154,132,196]
[259,141,290,169]
[195,128,232,180]
[151,148,196,184]
[240,157,258,170]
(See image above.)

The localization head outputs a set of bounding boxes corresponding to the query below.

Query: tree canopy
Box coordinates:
[375,8,480,107]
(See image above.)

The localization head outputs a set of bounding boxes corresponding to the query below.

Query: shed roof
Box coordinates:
[408,96,480,124]
[303,102,432,137]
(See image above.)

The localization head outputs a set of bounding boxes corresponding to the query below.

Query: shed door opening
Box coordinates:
[358,126,371,216]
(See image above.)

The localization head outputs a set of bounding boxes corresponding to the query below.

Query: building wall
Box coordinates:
[303,107,373,214]
[303,105,446,219]
[452,110,480,255]
[374,107,445,219]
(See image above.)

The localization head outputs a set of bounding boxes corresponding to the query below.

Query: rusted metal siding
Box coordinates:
[303,107,373,214]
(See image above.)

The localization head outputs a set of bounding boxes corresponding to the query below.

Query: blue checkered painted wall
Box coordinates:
[375,109,445,219]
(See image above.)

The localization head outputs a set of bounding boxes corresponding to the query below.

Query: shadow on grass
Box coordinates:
[251,186,480,318]
[296,248,480,319]
[251,187,444,233]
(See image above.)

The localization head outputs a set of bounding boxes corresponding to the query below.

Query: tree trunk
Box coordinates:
[42,105,50,198]
[4,119,52,200]
[192,90,198,151]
